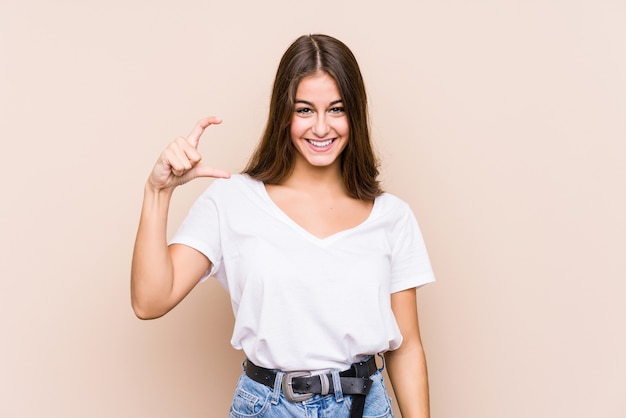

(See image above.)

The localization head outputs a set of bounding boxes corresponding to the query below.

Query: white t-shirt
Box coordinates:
[170,174,435,371]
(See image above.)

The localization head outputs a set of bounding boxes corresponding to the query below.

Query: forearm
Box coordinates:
[386,339,430,418]
[130,183,176,319]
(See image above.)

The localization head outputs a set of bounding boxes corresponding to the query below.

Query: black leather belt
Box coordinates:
[245,356,378,418]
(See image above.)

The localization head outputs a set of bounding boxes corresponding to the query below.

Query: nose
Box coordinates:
[311,114,330,138]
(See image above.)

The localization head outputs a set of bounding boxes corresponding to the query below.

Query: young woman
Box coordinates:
[131,34,435,418]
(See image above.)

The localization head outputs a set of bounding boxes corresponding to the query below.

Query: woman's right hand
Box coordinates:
[148,116,231,191]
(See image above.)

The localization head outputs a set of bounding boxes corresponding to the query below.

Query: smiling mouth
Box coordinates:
[306,138,334,148]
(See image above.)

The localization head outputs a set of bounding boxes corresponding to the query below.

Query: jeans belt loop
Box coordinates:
[331,369,344,401]
[272,371,285,404]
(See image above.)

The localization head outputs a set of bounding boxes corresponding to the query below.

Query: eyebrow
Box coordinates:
[294,99,344,106]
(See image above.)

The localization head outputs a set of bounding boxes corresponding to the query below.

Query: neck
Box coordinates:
[283,158,345,195]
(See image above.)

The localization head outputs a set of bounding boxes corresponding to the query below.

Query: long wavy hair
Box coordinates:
[243,34,382,201]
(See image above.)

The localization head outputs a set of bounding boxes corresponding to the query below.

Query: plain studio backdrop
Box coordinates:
[1,0,624,417]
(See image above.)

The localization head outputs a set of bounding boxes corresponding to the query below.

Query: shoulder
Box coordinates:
[203,173,261,195]
[371,192,422,237]
[195,174,267,214]
[375,192,413,217]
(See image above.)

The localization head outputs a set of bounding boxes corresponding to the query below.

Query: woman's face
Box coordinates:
[290,72,349,171]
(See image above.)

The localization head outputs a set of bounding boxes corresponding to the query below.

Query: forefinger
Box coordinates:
[186,116,222,147]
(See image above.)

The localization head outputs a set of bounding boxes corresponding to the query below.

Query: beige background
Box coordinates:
[1,0,625,417]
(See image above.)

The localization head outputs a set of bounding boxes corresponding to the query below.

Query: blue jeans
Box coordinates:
[228,361,394,418]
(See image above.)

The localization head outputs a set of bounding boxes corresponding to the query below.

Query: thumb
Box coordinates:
[191,163,231,180]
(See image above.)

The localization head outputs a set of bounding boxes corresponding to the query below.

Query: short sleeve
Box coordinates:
[168,182,224,282]
[389,203,436,293]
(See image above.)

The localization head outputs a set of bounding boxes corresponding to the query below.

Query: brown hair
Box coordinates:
[243,34,382,200]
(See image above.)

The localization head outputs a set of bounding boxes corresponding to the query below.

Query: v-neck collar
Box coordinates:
[254,179,379,244]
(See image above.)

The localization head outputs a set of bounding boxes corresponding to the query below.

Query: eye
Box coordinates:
[295,107,313,116]
[329,107,345,114]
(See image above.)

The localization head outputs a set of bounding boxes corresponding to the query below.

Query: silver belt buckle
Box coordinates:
[282,371,313,402]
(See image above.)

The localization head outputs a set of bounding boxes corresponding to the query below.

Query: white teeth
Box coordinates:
[307,139,333,147]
